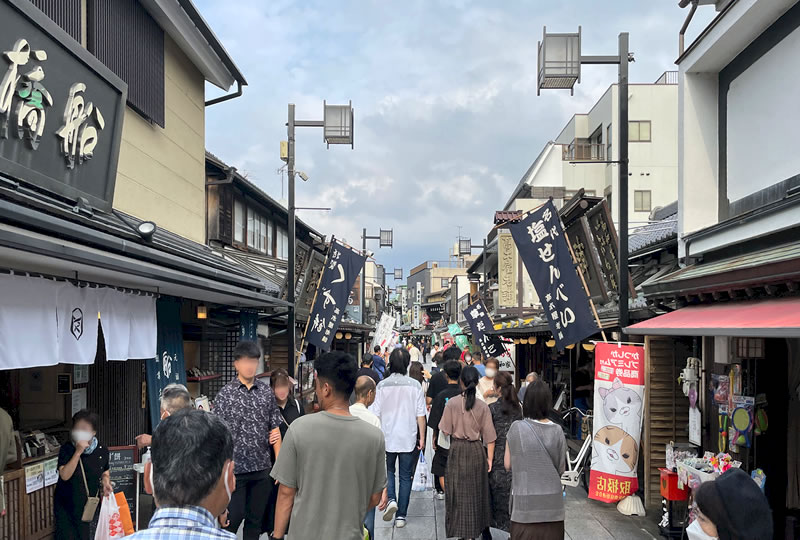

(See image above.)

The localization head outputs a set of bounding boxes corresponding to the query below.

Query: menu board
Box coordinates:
[109,446,137,518]
[25,463,44,493]
[44,458,58,486]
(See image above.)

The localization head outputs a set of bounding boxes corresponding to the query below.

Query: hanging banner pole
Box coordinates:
[564,230,608,342]
[299,235,335,358]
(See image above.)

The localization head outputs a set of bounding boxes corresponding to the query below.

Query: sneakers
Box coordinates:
[383,500,398,522]
[436,491,445,500]
[395,517,406,528]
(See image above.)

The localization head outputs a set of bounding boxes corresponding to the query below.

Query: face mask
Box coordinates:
[84,437,98,454]
[72,430,93,443]
[686,518,718,540]
[485,368,497,378]
[464,356,472,363]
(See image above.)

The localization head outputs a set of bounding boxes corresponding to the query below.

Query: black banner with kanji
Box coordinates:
[305,240,366,352]
[463,299,507,359]
[508,200,597,349]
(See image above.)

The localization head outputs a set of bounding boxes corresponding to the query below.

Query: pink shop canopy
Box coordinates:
[625,297,800,338]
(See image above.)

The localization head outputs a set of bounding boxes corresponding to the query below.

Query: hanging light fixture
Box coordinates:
[196,303,208,320]
[345,332,352,340]
[546,339,556,348]
[513,338,520,345]
[519,337,528,345]
[565,344,575,349]
[528,336,537,345]
[335,332,343,340]
[582,343,596,352]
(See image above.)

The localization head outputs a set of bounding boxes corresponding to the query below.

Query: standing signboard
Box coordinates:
[108,446,138,521]
[589,343,645,503]
[508,200,597,349]
[305,240,366,352]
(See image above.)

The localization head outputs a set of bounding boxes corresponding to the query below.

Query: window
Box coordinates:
[88,0,165,127]
[441,278,450,288]
[276,227,288,260]
[634,190,652,212]
[257,215,267,253]
[234,200,245,243]
[629,120,651,142]
[247,207,256,248]
[266,221,274,256]
[606,124,612,160]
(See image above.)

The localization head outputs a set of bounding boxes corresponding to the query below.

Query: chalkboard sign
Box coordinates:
[109,446,138,519]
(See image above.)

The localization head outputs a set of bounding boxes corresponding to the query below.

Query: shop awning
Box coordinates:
[625,297,800,338]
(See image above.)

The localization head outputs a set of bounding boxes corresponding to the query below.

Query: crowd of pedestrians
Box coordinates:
[46,335,776,540]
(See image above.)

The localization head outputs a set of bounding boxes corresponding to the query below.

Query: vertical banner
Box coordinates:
[462,300,507,360]
[589,343,645,503]
[306,240,366,352]
[508,200,597,349]
[146,297,187,430]
[371,313,395,351]
[497,232,518,308]
[239,309,258,341]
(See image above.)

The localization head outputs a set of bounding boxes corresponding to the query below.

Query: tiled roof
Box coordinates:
[629,201,678,254]
[494,210,523,224]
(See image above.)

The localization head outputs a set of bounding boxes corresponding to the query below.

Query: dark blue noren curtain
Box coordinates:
[146,297,187,430]
[240,309,258,342]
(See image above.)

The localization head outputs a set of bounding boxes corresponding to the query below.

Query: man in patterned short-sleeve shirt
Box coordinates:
[213,341,282,540]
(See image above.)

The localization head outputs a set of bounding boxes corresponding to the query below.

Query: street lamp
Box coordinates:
[283,100,354,378]
[361,228,393,325]
[393,268,403,280]
[537,26,633,329]
[458,237,488,302]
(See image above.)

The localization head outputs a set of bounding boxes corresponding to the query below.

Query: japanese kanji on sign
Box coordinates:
[589,343,645,503]
[462,299,507,363]
[508,200,597,349]
[304,240,366,352]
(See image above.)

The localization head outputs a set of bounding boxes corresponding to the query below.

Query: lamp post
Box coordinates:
[458,237,488,302]
[283,101,353,378]
[361,228,393,326]
[537,26,632,329]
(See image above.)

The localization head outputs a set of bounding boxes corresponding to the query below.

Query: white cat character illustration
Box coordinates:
[598,377,642,437]
[592,426,639,475]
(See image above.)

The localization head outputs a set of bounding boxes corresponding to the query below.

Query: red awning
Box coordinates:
[625,297,800,338]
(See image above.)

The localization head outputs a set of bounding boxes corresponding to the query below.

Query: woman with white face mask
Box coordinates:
[477,358,501,405]
[54,409,112,540]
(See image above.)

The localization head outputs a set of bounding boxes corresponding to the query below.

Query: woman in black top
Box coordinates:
[54,410,111,540]
[487,371,522,535]
[263,369,304,534]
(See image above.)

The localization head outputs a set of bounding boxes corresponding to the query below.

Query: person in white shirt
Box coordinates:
[409,341,422,365]
[370,348,426,529]
[350,376,387,540]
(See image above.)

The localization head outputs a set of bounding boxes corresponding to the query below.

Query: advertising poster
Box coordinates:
[589,343,645,503]
[25,463,44,494]
[44,458,58,486]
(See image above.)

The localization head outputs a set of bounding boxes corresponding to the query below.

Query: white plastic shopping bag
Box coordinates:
[412,452,434,492]
[94,494,126,540]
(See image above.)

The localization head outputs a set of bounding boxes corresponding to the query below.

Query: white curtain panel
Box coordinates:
[127,294,157,360]
[56,283,101,365]
[99,288,131,361]
[0,274,61,370]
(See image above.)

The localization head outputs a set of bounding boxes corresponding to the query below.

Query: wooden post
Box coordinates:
[564,230,608,342]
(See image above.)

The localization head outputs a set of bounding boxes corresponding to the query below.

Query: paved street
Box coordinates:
[373,485,660,540]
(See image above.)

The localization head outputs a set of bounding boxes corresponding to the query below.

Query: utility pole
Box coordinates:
[287,104,296,378]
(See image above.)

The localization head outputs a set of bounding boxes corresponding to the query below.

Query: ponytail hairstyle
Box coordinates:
[460,365,480,411]
[493,371,521,416]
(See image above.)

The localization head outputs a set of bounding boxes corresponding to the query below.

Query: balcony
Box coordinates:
[562,141,605,162]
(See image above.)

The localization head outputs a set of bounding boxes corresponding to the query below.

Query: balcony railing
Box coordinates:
[562,142,605,161]
[654,71,678,85]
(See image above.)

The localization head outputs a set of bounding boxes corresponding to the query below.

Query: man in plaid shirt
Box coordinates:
[132,410,236,540]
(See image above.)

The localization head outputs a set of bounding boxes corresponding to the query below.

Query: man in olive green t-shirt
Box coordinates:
[270,351,386,540]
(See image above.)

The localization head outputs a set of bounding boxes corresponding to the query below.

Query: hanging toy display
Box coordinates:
[730,395,755,448]
[718,405,728,453]
[754,394,769,436]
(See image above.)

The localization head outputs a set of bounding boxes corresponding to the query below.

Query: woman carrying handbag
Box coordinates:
[504,381,567,540]
[54,410,112,540]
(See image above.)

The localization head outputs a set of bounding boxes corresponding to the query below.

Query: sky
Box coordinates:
[198,0,715,279]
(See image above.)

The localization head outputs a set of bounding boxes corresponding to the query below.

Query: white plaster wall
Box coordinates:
[727,25,800,201]
[678,71,719,258]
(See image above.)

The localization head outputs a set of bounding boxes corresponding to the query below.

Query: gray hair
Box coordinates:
[160,384,191,415]
[525,372,538,383]
[151,410,233,507]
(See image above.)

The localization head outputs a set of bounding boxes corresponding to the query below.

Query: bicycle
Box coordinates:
[560,407,593,492]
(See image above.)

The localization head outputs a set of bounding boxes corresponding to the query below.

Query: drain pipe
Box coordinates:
[205,79,243,107]
[679,0,699,57]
